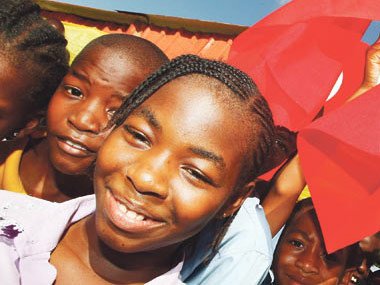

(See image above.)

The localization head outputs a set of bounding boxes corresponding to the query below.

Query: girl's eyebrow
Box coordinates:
[190,146,226,170]
[288,228,311,242]
[137,107,161,130]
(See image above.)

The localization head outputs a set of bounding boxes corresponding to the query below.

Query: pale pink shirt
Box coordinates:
[0,190,184,285]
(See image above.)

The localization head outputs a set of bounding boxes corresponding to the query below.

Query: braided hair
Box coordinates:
[113,54,292,178]
[0,0,69,112]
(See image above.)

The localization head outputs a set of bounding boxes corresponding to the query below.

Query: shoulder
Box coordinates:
[182,197,273,284]
[0,191,96,283]
[221,197,273,256]
[0,191,95,252]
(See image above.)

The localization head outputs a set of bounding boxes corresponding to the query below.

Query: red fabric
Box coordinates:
[227,0,377,131]
[228,0,380,252]
[298,86,380,253]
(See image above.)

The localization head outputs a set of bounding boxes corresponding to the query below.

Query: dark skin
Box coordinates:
[339,232,380,285]
[273,204,349,285]
[18,44,161,202]
[50,75,258,284]
[0,55,41,141]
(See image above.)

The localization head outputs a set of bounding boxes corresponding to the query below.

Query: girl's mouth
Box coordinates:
[104,191,165,233]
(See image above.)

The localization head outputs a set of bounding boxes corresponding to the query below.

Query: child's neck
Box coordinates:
[52,215,183,284]
[20,138,93,202]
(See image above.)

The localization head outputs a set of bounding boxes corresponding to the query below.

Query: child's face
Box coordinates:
[47,47,148,175]
[273,206,348,285]
[94,76,253,253]
[0,58,34,139]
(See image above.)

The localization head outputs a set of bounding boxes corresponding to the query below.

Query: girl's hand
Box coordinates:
[262,154,306,236]
[348,37,380,102]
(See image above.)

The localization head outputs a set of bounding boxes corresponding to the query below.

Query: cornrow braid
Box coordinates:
[0,0,69,111]
[113,54,281,177]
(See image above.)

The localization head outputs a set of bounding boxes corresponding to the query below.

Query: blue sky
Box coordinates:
[57,0,379,43]
[56,0,288,26]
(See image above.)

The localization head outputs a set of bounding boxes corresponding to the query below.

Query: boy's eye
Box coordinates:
[289,239,304,248]
[123,125,150,147]
[182,166,214,186]
[64,85,83,98]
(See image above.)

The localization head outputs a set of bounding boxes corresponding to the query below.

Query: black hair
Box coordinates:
[0,0,69,113]
[113,54,293,178]
[72,33,168,70]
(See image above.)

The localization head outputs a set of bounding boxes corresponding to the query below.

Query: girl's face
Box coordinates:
[0,57,35,140]
[94,76,253,253]
[47,46,147,175]
[273,206,349,285]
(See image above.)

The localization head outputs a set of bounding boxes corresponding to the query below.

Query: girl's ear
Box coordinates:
[221,181,256,218]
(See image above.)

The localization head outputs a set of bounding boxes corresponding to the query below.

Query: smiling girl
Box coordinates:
[0,55,287,284]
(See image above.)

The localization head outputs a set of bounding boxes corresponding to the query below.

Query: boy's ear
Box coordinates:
[16,113,47,139]
[222,181,256,218]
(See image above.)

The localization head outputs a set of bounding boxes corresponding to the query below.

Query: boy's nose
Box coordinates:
[295,251,319,275]
[68,107,108,135]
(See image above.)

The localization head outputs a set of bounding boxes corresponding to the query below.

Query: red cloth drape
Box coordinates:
[228,0,380,252]
[298,86,380,253]
[227,0,379,131]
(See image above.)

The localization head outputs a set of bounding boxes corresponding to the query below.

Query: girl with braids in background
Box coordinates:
[0,0,68,141]
[0,55,293,284]
[0,32,168,201]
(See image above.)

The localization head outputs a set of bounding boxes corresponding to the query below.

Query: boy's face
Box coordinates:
[47,46,148,175]
[94,76,254,253]
[0,58,34,140]
[273,206,348,285]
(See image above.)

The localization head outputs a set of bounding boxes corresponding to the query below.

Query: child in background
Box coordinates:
[0,33,169,202]
[0,0,68,141]
[272,198,353,285]
[0,55,288,284]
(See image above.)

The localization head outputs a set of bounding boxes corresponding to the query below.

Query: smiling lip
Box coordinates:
[56,136,95,158]
[104,190,165,233]
[286,274,314,285]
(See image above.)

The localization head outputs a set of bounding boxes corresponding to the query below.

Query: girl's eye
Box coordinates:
[182,167,214,186]
[64,86,83,98]
[289,239,304,248]
[123,125,150,147]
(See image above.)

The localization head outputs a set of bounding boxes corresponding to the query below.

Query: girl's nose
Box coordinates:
[126,152,170,199]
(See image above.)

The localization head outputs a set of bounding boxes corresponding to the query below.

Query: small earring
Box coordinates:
[1,130,20,142]
[222,213,228,218]
[38,117,47,127]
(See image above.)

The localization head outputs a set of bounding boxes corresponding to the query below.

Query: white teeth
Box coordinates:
[135,214,144,221]
[65,140,86,150]
[116,200,146,221]
[126,210,137,219]
[118,203,127,213]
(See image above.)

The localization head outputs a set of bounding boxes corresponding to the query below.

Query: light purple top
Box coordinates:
[0,190,183,285]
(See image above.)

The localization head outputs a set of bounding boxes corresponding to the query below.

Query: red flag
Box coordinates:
[228,0,376,131]
[298,86,380,253]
